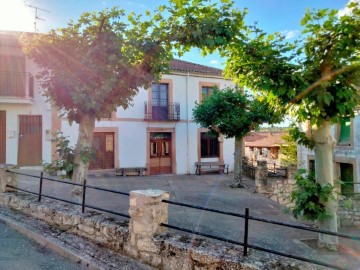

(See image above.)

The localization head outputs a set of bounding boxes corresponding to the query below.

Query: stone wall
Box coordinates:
[338,198,360,227]
[255,161,295,208]
[254,161,360,227]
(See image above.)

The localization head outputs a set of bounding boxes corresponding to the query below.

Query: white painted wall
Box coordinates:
[59,73,236,175]
[1,54,52,165]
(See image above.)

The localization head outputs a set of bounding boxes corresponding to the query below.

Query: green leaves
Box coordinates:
[291,170,335,221]
[192,86,282,139]
[22,1,247,124]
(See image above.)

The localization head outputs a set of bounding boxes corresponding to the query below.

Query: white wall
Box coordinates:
[2,55,52,165]
[58,73,236,175]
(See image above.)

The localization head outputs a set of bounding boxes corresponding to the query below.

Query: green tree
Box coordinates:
[280,131,297,167]
[21,1,246,202]
[193,87,281,187]
[223,3,360,249]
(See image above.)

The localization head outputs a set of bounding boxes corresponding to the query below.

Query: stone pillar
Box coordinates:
[0,164,18,193]
[286,165,297,181]
[255,160,268,193]
[127,189,169,267]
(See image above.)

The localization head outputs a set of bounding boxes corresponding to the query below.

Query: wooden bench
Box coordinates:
[195,162,229,175]
[116,167,147,176]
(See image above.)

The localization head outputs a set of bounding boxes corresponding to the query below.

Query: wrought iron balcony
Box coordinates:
[144,101,180,121]
[0,71,34,103]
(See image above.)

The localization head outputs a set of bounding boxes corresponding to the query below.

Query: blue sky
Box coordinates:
[0,0,351,68]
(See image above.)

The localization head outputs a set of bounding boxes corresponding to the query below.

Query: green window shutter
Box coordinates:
[339,117,351,144]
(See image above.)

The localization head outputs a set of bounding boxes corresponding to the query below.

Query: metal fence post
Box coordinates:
[38,172,43,202]
[82,179,87,213]
[243,208,249,256]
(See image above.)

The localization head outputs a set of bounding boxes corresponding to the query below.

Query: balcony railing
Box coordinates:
[0,71,34,99]
[144,101,180,121]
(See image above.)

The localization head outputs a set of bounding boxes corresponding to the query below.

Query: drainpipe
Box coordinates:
[186,72,190,174]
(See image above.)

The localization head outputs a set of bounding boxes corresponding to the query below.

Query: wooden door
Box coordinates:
[0,111,5,164]
[150,133,172,175]
[18,115,42,166]
[89,132,115,170]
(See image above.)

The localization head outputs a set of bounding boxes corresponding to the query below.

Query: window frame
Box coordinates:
[200,132,219,158]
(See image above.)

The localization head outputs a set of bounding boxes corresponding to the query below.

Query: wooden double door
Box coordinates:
[89,132,115,170]
[150,133,172,175]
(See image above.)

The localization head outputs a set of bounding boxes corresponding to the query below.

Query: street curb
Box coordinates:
[0,213,103,270]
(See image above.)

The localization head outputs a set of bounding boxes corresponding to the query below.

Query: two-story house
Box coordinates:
[298,115,360,194]
[60,59,235,175]
[1,31,235,175]
[0,31,53,167]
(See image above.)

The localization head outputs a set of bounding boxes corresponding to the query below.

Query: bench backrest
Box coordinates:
[195,162,224,166]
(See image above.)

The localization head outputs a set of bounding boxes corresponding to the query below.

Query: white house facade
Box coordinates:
[298,115,360,194]
[1,31,235,175]
[0,31,53,167]
[61,60,236,175]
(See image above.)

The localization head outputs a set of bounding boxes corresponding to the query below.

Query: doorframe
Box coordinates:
[92,127,119,169]
[146,127,176,175]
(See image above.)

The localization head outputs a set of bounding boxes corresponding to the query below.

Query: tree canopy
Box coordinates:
[222,2,360,249]
[20,0,247,201]
[193,87,281,187]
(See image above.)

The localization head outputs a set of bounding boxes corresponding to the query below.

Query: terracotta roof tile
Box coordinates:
[170,59,223,77]
[245,132,286,148]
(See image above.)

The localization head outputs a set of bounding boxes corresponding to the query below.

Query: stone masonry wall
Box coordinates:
[254,161,360,227]
[338,198,360,227]
[0,192,311,270]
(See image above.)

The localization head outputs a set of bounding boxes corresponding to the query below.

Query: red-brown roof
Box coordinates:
[170,59,223,77]
[245,132,286,148]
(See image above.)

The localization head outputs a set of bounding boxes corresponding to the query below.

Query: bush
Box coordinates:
[290,169,335,221]
[42,132,75,179]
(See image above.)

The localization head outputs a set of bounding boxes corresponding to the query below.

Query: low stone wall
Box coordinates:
[338,198,360,227]
[0,193,310,270]
[255,177,295,208]
[254,162,360,228]
[255,161,296,208]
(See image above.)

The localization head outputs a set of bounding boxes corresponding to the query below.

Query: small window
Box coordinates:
[201,132,219,158]
[201,86,214,99]
[338,117,351,145]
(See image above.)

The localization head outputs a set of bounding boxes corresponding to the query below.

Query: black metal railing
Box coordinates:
[144,101,180,121]
[5,169,360,270]
[6,170,130,219]
[161,199,360,270]
[0,71,34,98]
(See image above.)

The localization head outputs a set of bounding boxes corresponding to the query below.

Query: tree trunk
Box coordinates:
[70,114,96,203]
[312,121,338,250]
[230,136,245,188]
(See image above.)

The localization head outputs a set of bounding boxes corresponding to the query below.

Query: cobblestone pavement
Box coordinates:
[0,219,85,270]
[15,170,360,269]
